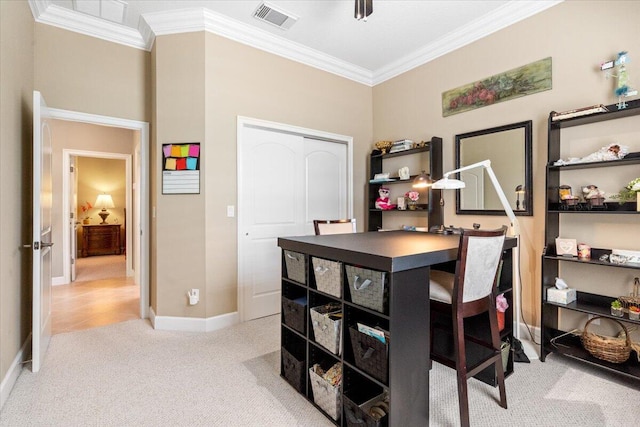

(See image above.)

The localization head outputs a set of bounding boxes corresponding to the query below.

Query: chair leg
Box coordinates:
[489,306,507,409]
[453,311,471,427]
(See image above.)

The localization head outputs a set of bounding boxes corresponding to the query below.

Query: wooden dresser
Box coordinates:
[82,224,121,257]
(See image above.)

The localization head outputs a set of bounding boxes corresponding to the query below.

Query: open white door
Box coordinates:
[32,91,53,372]
[70,156,77,282]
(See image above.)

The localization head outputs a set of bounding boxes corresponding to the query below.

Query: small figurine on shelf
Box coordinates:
[375,187,396,210]
[558,185,580,210]
[581,185,606,209]
[600,51,638,109]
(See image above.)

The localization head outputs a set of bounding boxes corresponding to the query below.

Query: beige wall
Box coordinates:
[34,24,151,123]
[50,120,134,277]
[203,32,372,318]
[150,32,373,318]
[373,0,640,327]
[153,32,207,318]
[0,0,34,398]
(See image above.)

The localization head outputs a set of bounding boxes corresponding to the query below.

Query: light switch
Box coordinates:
[227,205,235,217]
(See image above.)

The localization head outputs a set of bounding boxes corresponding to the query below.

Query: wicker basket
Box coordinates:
[581,316,631,364]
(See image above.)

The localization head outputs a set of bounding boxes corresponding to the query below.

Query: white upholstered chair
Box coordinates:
[313,219,357,235]
[429,226,508,427]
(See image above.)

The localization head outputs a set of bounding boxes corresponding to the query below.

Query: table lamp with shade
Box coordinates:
[432,160,528,361]
[95,194,115,224]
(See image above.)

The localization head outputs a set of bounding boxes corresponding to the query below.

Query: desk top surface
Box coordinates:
[278,231,516,272]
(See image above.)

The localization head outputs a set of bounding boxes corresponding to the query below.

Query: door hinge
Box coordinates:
[70,165,74,173]
[71,258,75,265]
[70,212,75,219]
[34,241,40,250]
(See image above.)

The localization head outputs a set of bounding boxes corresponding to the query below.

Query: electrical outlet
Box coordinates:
[188,288,200,305]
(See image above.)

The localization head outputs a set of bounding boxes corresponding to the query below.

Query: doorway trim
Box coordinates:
[236,116,353,322]
[49,107,150,318]
[62,150,133,278]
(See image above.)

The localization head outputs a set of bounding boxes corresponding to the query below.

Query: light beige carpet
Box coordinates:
[2,315,639,426]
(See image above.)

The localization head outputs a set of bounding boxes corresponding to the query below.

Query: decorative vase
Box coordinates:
[82,218,90,225]
[611,306,623,317]
[408,201,417,210]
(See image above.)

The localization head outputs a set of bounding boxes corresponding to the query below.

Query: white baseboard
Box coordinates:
[52,276,67,286]
[516,322,541,360]
[149,307,240,332]
[1,334,31,410]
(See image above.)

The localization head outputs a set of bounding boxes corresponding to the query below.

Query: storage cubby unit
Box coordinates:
[368,137,443,231]
[279,234,516,426]
[541,99,640,380]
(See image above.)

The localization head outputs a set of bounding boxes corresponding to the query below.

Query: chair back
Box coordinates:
[455,226,507,304]
[313,219,357,235]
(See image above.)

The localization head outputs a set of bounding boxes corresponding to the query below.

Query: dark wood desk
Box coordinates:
[278,231,515,426]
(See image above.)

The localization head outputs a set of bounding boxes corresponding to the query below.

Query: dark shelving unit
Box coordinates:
[368,137,443,231]
[541,100,640,380]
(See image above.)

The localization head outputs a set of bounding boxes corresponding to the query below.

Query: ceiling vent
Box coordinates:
[253,2,298,30]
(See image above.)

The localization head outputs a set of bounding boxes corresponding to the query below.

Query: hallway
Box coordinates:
[52,255,139,334]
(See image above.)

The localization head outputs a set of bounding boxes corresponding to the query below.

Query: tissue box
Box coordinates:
[547,287,576,304]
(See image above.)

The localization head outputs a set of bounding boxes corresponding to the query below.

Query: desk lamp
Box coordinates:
[433,160,523,343]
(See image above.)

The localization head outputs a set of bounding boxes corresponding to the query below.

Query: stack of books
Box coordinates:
[389,139,413,153]
[551,104,608,121]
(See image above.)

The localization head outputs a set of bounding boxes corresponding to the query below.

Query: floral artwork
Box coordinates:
[442,57,552,117]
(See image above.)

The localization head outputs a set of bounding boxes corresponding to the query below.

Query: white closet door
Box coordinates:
[304,138,348,235]
[239,127,348,321]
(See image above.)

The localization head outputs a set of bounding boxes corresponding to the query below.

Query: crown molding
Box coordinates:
[372,0,563,85]
[144,8,373,85]
[29,0,151,50]
[28,0,562,87]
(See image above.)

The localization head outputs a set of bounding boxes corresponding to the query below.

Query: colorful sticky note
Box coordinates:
[171,145,182,157]
[163,144,172,158]
[189,144,200,157]
[165,158,177,170]
[180,145,189,157]
[186,157,197,170]
[176,158,187,170]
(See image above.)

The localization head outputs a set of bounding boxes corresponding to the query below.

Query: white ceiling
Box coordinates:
[29,0,562,85]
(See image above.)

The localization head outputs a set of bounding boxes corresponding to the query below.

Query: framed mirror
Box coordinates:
[455,120,532,216]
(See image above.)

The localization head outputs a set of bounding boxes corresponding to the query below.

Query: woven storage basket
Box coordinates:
[310,303,343,355]
[281,346,305,393]
[344,393,388,427]
[345,265,387,313]
[282,296,307,334]
[284,250,306,284]
[581,316,631,364]
[309,365,341,421]
[348,326,388,383]
[312,257,342,298]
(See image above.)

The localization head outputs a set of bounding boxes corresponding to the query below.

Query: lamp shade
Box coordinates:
[95,194,115,210]
[432,177,466,189]
[412,171,433,188]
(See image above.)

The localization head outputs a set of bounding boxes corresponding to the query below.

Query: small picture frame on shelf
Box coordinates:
[555,238,578,257]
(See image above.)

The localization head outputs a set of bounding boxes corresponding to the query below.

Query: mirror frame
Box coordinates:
[455,120,533,216]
